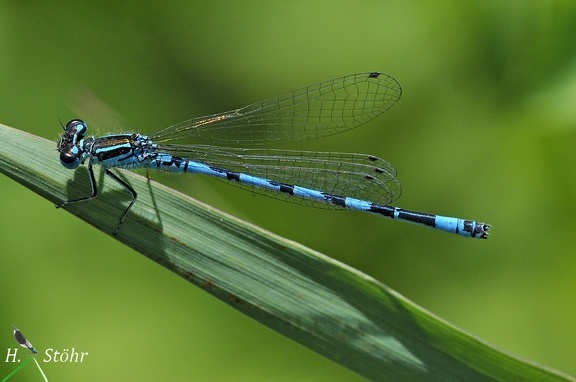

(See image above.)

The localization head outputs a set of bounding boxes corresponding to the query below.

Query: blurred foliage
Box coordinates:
[0,1,575,381]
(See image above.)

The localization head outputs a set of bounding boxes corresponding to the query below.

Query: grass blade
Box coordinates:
[0,122,572,381]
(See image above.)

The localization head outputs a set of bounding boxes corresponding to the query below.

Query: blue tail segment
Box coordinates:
[56,72,490,238]
[366,205,490,239]
[146,154,490,238]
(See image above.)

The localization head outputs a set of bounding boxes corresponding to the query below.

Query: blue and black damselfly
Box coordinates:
[57,72,490,238]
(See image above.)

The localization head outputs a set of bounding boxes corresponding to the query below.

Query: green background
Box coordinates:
[1,1,575,380]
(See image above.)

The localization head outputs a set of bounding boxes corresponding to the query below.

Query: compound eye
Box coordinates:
[65,119,88,139]
[60,149,80,169]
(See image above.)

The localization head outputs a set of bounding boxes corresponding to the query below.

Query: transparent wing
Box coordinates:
[155,144,402,206]
[150,72,401,146]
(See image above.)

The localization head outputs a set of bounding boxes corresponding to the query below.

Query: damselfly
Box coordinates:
[57,72,490,238]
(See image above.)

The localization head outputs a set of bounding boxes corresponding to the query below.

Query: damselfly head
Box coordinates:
[57,119,88,169]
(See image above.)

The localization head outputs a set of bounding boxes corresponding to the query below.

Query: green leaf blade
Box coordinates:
[0,123,573,381]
